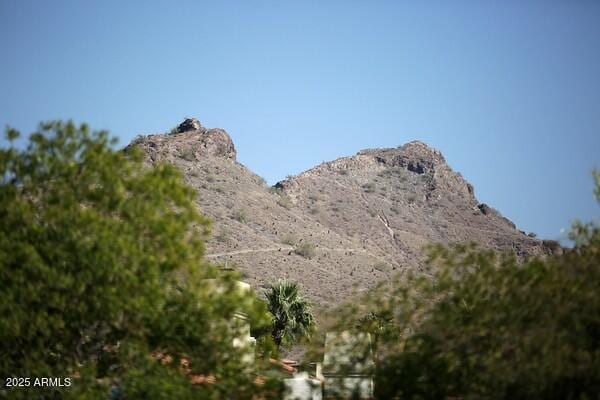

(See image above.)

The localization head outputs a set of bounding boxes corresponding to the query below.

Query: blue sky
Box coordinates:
[1,1,598,241]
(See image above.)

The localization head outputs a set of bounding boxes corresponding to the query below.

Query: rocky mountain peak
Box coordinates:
[276,141,470,204]
[357,141,447,175]
[131,118,236,162]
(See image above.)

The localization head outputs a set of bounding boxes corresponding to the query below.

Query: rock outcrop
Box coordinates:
[131,121,236,163]
[177,117,205,133]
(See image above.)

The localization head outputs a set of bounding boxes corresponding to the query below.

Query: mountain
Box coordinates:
[129,118,554,306]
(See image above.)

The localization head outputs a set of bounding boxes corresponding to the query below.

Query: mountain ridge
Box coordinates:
[128,118,555,305]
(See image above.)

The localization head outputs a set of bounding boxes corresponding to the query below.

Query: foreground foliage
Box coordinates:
[0,122,281,399]
[327,173,600,399]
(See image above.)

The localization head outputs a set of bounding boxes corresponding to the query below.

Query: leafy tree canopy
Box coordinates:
[0,122,281,399]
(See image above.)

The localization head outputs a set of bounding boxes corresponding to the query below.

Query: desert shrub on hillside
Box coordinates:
[232,208,248,223]
[276,195,293,209]
[215,229,230,243]
[269,187,293,210]
[294,242,316,259]
[373,261,392,273]
[179,147,196,161]
[362,182,375,193]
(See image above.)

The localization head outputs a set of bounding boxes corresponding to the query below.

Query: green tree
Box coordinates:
[265,281,315,349]
[326,171,600,399]
[0,122,281,399]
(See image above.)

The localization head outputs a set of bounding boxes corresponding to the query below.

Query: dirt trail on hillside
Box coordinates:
[206,246,380,259]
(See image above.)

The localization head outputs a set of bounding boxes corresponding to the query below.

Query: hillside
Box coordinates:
[129,118,551,305]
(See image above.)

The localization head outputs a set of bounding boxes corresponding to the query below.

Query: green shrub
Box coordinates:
[232,208,247,223]
[277,195,293,209]
[294,242,316,259]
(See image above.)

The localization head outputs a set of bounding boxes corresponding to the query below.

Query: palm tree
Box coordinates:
[265,280,315,348]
